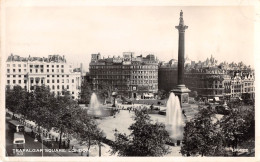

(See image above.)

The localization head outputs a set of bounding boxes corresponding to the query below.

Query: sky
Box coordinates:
[4,6,256,71]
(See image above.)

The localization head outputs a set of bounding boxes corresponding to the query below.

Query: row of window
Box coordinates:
[133,76,157,79]
[7,68,65,73]
[90,65,158,69]
[46,79,74,84]
[7,79,75,84]
[7,64,26,68]
[7,64,65,68]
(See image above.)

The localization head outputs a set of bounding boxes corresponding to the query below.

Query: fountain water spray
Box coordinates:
[166,92,184,140]
[89,93,102,116]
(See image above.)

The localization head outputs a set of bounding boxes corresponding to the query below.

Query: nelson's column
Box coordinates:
[172,10,190,106]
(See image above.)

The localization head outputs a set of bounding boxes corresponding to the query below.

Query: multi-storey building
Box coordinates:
[6,54,81,99]
[89,52,158,99]
[158,56,255,101]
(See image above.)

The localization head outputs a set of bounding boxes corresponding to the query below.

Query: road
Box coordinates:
[6,121,60,156]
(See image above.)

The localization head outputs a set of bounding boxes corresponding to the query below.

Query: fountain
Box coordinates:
[87,93,114,118]
[166,92,184,140]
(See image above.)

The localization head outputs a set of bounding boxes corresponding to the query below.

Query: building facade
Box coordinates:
[6,54,82,99]
[158,56,255,101]
[89,52,158,99]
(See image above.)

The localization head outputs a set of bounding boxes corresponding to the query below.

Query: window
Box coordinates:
[13,69,16,72]
[57,65,59,68]
[19,75,21,77]
[52,69,54,72]
[24,80,27,83]
[57,75,59,77]
[19,80,21,84]
[67,79,69,83]
[57,85,60,89]
[13,75,16,78]
[24,64,26,67]
[19,69,21,72]
[62,85,64,90]
[41,80,43,84]
[7,69,10,73]
[62,75,64,77]
[30,65,33,68]
[24,69,26,72]
[57,79,59,83]
[67,75,69,77]
[67,85,69,89]
[47,65,49,68]
[72,79,74,83]
[7,80,10,84]
[47,75,50,77]
[47,69,49,72]
[41,69,43,73]
[18,64,21,67]
[30,69,32,73]
[61,69,64,73]
[47,80,49,83]
[13,80,16,84]
[62,79,64,83]
[61,65,64,68]
[52,79,55,83]
[7,64,10,67]
[36,69,38,73]
[52,65,54,68]
[13,64,16,67]
[57,69,59,73]
[7,75,10,78]
[52,85,55,90]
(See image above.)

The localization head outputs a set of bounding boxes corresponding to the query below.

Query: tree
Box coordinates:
[181,107,226,156]
[111,109,170,156]
[97,81,113,103]
[5,85,27,119]
[73,109,104,156]
[157,89,167,100]
[219,108,255,151]
[52,90,82,149]
[79,80,93,104]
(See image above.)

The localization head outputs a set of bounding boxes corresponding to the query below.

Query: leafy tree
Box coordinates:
[219,108,255,150]
[157,89,167,100]
[111,109,170,156]
[52,90,82,148]
[97,81,113,103]
[79,80,93,104]
[5,85,27,119]
[73,109,104,156]
[181,107,226,156]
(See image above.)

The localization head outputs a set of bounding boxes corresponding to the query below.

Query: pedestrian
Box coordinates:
[182,109,187,118]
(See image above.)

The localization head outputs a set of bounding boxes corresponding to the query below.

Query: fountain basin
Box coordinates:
[86,107,115,118]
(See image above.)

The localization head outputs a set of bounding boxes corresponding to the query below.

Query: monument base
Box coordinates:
[172,84,190,107]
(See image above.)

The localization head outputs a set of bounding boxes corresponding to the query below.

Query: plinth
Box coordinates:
[172,84,190,107]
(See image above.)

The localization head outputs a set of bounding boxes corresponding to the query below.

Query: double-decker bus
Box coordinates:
[8,120,25,133]
[13,132,25,149]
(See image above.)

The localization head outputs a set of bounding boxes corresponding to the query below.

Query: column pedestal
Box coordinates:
[172,84,190,107]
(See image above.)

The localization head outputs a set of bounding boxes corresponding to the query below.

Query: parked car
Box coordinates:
[215,105,230,115]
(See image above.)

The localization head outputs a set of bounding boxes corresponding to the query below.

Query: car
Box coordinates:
[215,105,230,115]
[123,101,132,105]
